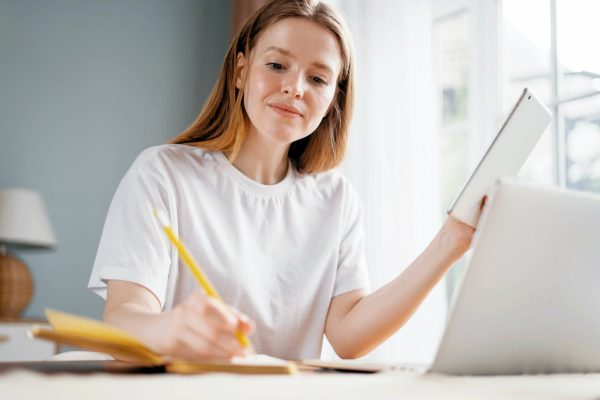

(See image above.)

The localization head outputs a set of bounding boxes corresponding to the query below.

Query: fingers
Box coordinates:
[201,296,239,329]
[162,291,254,361]
[230,306,255,334]
[196,294,255,338]
[182,324,246,360]
[188,293,247,348]
[184,324,245,357]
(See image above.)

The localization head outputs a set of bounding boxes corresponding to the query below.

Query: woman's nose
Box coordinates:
[281,73,304,98]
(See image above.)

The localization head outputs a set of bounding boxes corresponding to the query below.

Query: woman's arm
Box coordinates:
[103,280,254,360]
[324,216,475,359]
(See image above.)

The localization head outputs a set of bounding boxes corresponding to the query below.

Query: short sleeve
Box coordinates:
[333,184,371,297]
[87,156,174,307]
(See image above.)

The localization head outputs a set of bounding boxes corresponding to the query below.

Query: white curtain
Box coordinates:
[325,0,446,363]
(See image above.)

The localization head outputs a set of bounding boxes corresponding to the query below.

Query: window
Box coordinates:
[502,0,600,192]
[433,9,472,302]
[436,0,600,303]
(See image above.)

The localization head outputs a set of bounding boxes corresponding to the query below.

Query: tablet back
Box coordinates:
[432,179,600,375]
[448,88,552,227]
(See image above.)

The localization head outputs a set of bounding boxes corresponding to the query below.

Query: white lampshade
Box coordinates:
[0,188,57,248]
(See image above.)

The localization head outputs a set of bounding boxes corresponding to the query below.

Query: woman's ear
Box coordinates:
[235,52,246,89]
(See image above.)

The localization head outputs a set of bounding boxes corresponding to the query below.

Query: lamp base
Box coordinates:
[0,252,34,317]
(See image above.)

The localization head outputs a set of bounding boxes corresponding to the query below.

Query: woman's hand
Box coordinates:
[436,216,475,261]
[157,290,254,361]
[104,281,254,362]
[435,196,487,262]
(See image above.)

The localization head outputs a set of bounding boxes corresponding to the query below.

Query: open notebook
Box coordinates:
[28,309,297,375]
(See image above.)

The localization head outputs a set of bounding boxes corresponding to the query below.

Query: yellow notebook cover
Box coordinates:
[29,309,296,375]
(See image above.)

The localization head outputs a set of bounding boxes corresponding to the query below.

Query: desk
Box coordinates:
[2,369,600,399]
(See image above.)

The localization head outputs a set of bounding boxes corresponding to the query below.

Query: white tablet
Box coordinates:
[447,88,552,227]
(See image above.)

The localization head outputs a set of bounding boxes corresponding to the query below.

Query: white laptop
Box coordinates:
[306,179,600,375]
[431,178,600,375]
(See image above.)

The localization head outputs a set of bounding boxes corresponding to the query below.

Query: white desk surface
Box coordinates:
[3,369,600,400]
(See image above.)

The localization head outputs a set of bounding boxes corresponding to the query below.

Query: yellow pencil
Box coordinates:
[153,209,252,349]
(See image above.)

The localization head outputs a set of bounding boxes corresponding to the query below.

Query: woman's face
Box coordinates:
[237,17,342,148]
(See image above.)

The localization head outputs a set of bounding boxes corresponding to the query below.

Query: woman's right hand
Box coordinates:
[158,290,254,360]
[104,281,254,362]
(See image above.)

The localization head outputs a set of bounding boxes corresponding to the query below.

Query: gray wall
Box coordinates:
[0,0,230,319]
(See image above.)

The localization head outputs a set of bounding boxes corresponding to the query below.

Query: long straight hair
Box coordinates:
[170,0,355,174]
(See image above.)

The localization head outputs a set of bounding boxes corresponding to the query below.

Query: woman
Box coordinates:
[89,0,476,361]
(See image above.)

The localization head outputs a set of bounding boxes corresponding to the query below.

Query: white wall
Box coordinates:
[0,0,230,319]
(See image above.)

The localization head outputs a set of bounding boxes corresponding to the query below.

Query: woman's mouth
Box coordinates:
[268,103,303,118]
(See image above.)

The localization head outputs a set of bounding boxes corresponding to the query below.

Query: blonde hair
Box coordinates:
[170,0,355,174]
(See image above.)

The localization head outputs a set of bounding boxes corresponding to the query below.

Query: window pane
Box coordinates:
[433,10,470,303]
[501,0,555,185]
[563,94,600,193]
[501,0,552,108]
[556,0,600,100]
[433,10,470,216]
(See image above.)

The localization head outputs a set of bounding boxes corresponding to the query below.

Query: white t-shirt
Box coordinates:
[88,144,370,360]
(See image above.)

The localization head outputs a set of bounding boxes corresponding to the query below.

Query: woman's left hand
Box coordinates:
[436,216,475,261]
[436,196,487,262]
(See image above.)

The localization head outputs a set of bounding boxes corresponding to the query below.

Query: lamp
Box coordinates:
[0,188,57,317]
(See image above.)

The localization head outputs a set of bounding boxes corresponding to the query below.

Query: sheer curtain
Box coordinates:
[327,0,446,363]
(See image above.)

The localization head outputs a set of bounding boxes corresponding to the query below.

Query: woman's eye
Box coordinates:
[267,62,284,70]
[311,76,328,86]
